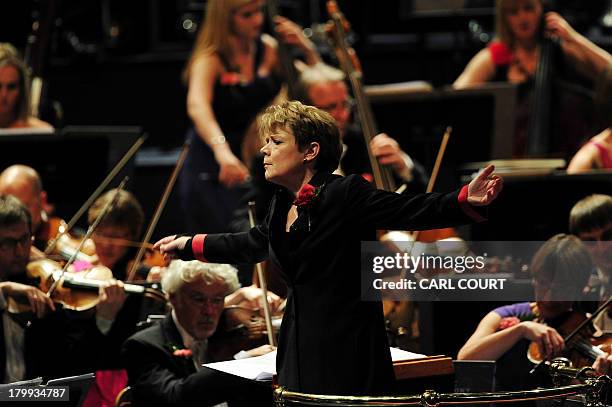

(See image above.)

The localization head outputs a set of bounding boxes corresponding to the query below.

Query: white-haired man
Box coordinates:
[122,260,273,407]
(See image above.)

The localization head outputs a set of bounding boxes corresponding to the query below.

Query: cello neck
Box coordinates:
[326,1,395,191]
[526,36,555,157]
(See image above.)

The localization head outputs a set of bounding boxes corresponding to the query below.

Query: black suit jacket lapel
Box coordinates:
[161,315,196,376]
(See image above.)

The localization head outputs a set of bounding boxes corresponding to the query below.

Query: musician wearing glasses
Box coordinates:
[122,260,273,407]
[0,195,54,383]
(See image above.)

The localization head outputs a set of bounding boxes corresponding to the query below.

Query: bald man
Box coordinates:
[0,165,52,250]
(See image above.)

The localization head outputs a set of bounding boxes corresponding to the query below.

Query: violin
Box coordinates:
[89,235,168,275]
[49,233,98,264]
[8,258,165,319]
[34,215,65,250]
[209,305,282,362]
[527,306,612,368]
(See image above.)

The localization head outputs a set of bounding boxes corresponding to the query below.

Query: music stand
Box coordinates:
[46,372,95,407]
[0,376,44,391]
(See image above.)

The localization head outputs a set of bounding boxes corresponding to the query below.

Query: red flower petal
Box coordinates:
[294,184,317,207]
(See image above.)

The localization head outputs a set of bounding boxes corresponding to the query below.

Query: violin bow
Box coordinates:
[47,177,129,297]
[248,201,276,346]
[410,126,452,241]
[45,135,147,255]
[126,140,191,281]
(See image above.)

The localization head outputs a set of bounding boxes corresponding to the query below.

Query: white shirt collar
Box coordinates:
[171,309,200,351]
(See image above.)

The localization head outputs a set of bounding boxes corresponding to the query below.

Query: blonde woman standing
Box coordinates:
[180,0,320,234]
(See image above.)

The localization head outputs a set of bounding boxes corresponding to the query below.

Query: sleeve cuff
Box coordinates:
[192,234,209,262]
[458,185,487,222]
[233,350,252,360]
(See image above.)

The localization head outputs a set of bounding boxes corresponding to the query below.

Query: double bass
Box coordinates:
[325,1,457,347]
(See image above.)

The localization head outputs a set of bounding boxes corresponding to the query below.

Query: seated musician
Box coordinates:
[293,63,428,188]
[0,43,52,129]
[453,1,612,159]
[569,194,612,330]
[0,195,54,383]
[0,164,55,252]
[87,188,147,280]
[457,234,612,392]
[21,189,147,405]
[122,260,274,407]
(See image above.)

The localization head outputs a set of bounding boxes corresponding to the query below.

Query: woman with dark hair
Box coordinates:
[458,234,612,391]
[156,100,503,395]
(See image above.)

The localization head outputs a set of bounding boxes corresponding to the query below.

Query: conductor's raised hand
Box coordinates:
[153,235,192,261]
[467,164,503,206]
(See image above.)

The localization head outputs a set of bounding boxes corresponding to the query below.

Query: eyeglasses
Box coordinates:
[188,293,225,308]
[316,97,354,114]
[0,233,32,252]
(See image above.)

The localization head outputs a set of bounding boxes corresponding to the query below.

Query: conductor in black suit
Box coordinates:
[155,101,504,396]
[121,260,273,407]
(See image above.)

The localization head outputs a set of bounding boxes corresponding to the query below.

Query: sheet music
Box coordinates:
[203,347,426,381]
[390,347,425,362]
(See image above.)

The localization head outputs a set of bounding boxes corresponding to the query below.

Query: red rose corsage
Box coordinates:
[293,184,321,208]
[498,316,520,331]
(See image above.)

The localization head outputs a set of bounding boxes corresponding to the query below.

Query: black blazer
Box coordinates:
[193,172,483,395]
[121,314,270,407]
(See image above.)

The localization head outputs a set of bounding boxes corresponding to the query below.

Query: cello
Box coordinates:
[526,14,555,157]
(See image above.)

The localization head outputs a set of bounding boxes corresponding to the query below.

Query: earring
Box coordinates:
[303,158,308,164]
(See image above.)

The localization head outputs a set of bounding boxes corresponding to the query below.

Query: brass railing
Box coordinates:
[274,359,611,407]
